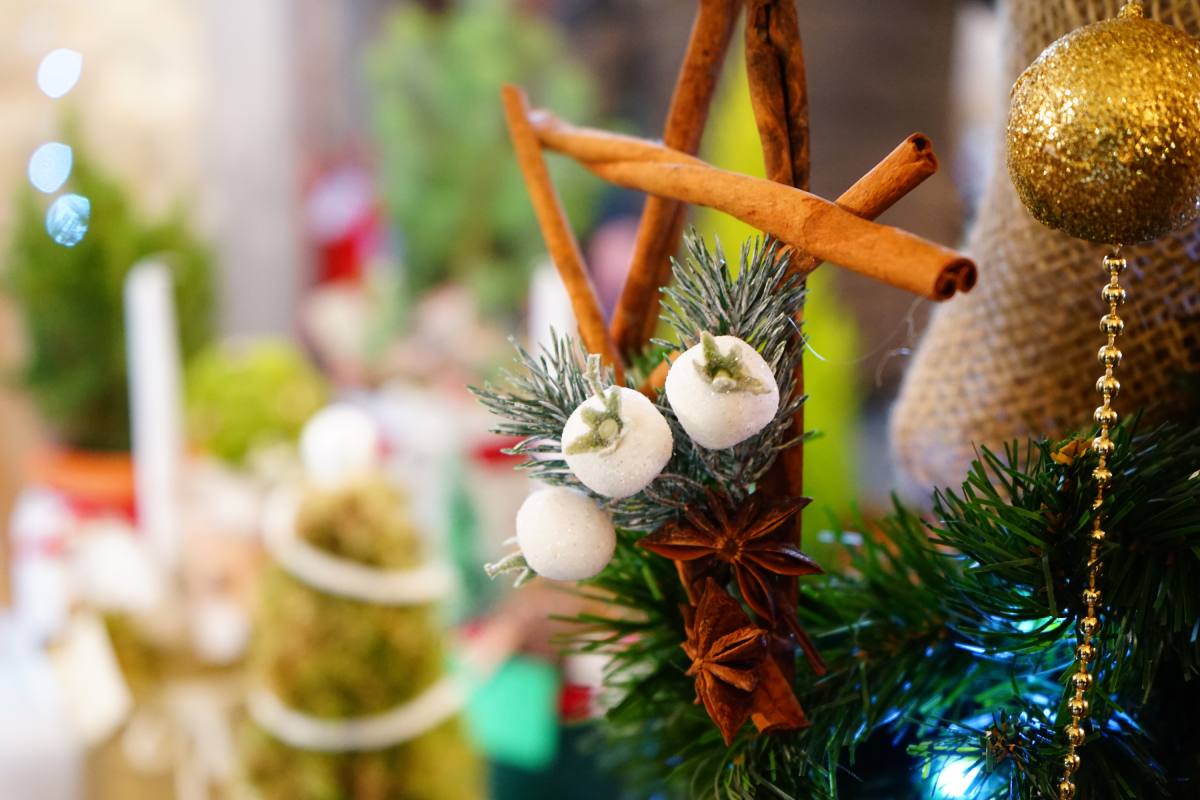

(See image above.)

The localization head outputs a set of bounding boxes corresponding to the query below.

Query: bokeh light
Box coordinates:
[36,48,83,99]
[44,193,91,247]
[932,756,982,798]
[27,142,73,194]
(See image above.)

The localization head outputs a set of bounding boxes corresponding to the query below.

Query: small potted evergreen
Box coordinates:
[5,147,213,512]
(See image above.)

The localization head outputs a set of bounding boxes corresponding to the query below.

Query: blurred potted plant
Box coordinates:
[180,339,329,664]
[5,147,213,513]
[367,0,604,318]
[243,475,483,799]
[185,339,329,471]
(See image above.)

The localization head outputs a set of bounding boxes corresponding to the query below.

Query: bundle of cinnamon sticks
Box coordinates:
[501,83,973,384]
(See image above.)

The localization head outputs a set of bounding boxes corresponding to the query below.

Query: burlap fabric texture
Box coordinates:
[891,0,1200,492]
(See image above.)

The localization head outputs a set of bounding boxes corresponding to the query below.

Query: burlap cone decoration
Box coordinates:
[891,0,1200,492]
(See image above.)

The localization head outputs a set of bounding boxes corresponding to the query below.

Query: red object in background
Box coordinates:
[470,435,526,467]
[559,683,593,722]
[305,164,386,285]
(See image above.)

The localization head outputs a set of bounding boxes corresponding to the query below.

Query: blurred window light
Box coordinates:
[37,48,83,99]
[45,194,90,247]
[27,142,73,194]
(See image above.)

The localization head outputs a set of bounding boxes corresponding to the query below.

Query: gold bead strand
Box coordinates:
[1059,250,1127,800]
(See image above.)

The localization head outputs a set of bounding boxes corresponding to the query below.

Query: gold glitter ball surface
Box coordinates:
[1006,7,1200,244]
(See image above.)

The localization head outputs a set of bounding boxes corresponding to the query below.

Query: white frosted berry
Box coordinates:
[300,403,381,488]
[561,385,672,498]
[516,487,616,581]
[665,333,780,450]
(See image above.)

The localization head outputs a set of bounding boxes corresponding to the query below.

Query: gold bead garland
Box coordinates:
[1058,251,1128,800]
[1000,0,1200,793]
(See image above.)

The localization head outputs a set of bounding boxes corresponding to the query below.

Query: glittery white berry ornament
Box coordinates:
[561,356,673,498]
[513,487,616,581]
[665,332,779,450]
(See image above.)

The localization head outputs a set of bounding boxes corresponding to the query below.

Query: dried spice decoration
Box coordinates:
[683,578,810,744]
[640,492,819,613]
[683,578,769,745]
[639,492,824,669]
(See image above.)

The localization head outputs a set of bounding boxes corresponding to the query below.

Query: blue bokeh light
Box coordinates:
[27,142,73,194]
[45,193,91,247]
[932,756,981,798]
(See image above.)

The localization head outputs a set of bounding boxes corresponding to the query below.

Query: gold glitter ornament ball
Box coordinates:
[1006,3,1200,244]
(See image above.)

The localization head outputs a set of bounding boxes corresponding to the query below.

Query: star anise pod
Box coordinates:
[683,578,768,745]
[639,491,822,624]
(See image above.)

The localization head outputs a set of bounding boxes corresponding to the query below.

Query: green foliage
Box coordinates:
[474,229,1200,798]
[5,148,213,451]
[185,339,328,466]
[244,478,482,799]
[366,0,603,316]
[575,421,1200,799]
[473,234,806,533]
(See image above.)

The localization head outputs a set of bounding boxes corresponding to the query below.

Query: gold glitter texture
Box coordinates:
[1006,4,1200,244]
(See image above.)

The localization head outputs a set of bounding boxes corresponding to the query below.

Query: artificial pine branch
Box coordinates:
[471,233,806,531]
[569,420,1200,799]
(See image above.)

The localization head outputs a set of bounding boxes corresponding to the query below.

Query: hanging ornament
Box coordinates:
[1006,2,1200,244]
[1005,5,1200,798]
[501,487,616,582]
[665,333,780,450]
[561,355,673,498]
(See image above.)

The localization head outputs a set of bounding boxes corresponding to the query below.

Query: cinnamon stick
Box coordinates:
[765,134,943,523]
[744,0,811,580]
[790,133,943,279]
[638,353,677,398]
[529,112,976,301]
[500,85,624,381]
[744,0,810,188]
[636,132,942,396]
[612,0,740,357]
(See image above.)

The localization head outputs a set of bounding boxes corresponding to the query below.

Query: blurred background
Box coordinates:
[0,0,1002,797]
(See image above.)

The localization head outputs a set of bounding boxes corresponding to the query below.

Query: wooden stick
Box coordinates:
[611,0,740,357]
[744,0,810,556]
[500,85,625,382]
[790,133,943,278]
[744,0,810,188]
[528,112,976,301]
[638,353,677,397]
[636,133,941,397]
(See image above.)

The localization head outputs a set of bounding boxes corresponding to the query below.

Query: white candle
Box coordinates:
[124,261,184,570]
